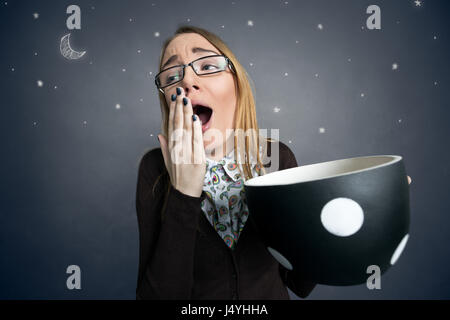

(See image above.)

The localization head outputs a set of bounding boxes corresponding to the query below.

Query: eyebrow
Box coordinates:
[161,47,220,69]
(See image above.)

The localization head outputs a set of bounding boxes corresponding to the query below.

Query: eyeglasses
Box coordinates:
[155,54,235,93]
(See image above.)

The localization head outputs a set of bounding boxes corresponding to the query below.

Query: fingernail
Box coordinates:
[192,114,197,121]
[183,97,188,106]
[171,94,176,101]
[176,87,182,95]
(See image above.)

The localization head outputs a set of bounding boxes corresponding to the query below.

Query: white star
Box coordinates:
[137,49,141,54]
[115,104,121,109]
[33,12,39,19]
[392,63,399,70]
[414,0,422,7]
[221,25,225,28]
[317,24,323,30]
[434,81,438,86]
[187,18,191,22]
[284,72,288,76]
[319,127,326,133]
[315,73,319,78]
[33,121,37,126]
[360,93,365,98]
[288,140,292,144]
[247,20,254,27]
[433,35,437,40]
[83,120,88,125]
[398,119,402,123]
[37,80,43,87]
[154,31,160,37]
[122,68,126,72]
[11,67,14,71]
[273,107,281,113]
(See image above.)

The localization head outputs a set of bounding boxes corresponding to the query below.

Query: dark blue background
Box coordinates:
[1,0,449,299]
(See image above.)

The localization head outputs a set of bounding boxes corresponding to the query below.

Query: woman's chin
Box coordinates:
[203,140,215,152]
[202,129,217,149]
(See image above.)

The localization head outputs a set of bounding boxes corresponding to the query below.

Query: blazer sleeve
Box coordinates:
[277,142,317,298]
[135,148,206,299]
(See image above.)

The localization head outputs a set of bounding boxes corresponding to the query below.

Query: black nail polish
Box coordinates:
[176,87,181,95]
[192,114,197,121]
[183,97,188,106]
[171,94,176,101]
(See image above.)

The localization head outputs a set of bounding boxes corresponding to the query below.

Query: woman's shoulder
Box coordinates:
[138,147,165,180]
[279,141,297,168]
[276,140,295,160]
[262,139,298,171]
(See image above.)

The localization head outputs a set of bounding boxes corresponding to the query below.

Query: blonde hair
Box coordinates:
[153,25,273,221]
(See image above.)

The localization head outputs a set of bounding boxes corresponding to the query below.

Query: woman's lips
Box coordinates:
[192,103,213,133]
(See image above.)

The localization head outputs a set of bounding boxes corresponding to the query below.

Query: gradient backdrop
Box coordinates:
[1,0,449,299]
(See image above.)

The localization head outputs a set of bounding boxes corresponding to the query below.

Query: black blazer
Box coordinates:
[135,140,316,299]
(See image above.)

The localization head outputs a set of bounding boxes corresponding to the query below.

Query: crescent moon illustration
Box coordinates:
[60,33,86,60]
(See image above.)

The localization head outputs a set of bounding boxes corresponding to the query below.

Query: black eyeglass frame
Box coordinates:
[154,54,235,93]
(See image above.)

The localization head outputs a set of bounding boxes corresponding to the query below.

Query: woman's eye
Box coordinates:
[166,74,180,82]
[202,64,218,71]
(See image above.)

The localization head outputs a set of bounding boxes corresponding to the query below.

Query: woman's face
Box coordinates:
[161,33,237,158]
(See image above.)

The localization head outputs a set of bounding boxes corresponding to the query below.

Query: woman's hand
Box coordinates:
[407,175,412,184]
[157,87,206,198]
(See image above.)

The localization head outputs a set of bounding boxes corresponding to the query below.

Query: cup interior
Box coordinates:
[245,155,402,187]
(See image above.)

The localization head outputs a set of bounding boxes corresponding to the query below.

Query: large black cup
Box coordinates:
[244,155,410,286]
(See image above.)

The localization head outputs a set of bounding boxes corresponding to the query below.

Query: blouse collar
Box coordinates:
[205,148,259,182]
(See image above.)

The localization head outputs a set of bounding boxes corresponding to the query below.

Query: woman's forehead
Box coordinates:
[164,33,215,56]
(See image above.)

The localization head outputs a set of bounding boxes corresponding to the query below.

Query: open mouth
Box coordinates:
[193,104,213,133]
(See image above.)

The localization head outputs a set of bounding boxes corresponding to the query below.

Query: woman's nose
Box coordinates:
[180,65,198,89]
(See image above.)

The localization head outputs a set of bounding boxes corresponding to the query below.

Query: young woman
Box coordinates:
[135,25,317,300]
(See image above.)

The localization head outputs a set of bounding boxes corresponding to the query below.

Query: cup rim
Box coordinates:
[244,155,402,187]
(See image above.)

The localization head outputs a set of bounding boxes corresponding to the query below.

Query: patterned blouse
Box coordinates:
[201,148,262,250]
